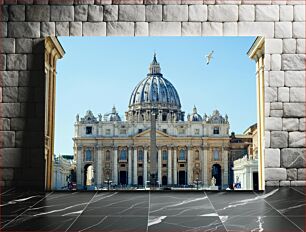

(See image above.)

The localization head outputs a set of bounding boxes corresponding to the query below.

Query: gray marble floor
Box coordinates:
[1,187,305,231]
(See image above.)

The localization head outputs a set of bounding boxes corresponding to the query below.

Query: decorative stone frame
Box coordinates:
[0,1,304,191]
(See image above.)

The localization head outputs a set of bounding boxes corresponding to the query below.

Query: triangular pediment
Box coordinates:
[134,129,172,139]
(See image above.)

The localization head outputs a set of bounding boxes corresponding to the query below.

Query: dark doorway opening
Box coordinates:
[212,164,222,187]
[253,172,259,191]
[138,175,143,186]
[162,176,167,185]
[119,171,127,185]
[178,171,186,185]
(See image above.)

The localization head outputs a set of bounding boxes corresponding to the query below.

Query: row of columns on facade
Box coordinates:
[76,145,229,187]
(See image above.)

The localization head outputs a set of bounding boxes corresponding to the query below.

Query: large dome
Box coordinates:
[126,54,184,122]
[128,54,181,111]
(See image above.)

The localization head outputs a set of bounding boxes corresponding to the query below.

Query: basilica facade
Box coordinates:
[73,54,237,190]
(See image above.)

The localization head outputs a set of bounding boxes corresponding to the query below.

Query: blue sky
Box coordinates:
[55,36,257,155]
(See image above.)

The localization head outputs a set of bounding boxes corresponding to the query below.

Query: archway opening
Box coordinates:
[212,164,222,187]
[48,36,264,191]
[84,164,94,190]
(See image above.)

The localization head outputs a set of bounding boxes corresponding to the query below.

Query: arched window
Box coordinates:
[120,148,127,161]
[85,149,92,161]
[105,150,110,161]
[195,150,199,160]
[138,149,144,161]
[179,149,186,160]
[162,150,168,161]
[213,149,219,161]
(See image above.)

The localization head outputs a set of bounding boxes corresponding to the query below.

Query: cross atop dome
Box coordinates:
[149,52,161,75]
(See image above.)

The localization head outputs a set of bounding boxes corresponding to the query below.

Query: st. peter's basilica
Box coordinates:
[73,54,256,190]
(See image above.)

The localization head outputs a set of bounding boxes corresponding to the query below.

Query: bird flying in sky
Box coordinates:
[205,50,214,65]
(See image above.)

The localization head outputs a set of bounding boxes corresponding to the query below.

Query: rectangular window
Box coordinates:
[178,128,185,135]
[120,164,125,167]
[195,129,200,135]
[105,129,111,135]
[86,126,92,134]
[138,129,143,133]
[162,164,167,168]
[213,127,220,134]
[162,129,167,134]
[180,164,185,168]
[213,148,219,161]
[138,164,143,168]
[162,150,168,161]
[120,129,126,134]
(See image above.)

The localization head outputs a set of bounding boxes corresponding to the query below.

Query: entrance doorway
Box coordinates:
[212,164,222,187]
[119,171,127,185]
[138,176,143,186]
[178,171,186,185]
[162,176,167,186]
[253,172,259,190]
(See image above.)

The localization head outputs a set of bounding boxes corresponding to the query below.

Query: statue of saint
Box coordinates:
[211,176,216,186]
[167,112,171,122]
[76,114,79,122]
[158,112,162,122]
[173,113,177,122]
[98,114,102,122]
[203,113,207,122]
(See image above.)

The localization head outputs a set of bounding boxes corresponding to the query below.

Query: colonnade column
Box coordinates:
[113,147,118,185]
[97,146,102,187]
[133,148,138,185]
[223,148,229,187]
[76,145,82,189]
[158,148,162,185]
[187,147,193,184]
[203,147,209,186]
[200,146,204,184]
[173,148,177,185]
[167,147,172,185]
[144,148,148,186]
[128,147,132,185]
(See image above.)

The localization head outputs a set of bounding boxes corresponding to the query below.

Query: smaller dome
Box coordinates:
[187,106,202,122]
[104,106,121,122]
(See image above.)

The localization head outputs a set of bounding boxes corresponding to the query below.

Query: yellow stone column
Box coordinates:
[44,37,65,191]
[247,37,265,190]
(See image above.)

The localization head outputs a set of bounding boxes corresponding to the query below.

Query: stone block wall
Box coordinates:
[0,0,305,189]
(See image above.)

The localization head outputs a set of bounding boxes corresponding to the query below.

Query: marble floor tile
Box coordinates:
[0,188,305,231]
[149,192,215,216]
[69,215,148,231]
[148,216,227,232]
[222,215,303,232]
